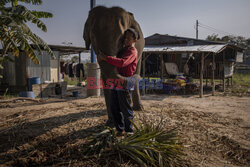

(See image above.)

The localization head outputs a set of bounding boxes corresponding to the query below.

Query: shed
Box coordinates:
[0,45,88,94]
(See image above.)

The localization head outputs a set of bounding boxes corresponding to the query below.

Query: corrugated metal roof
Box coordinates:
[143,44,228,53]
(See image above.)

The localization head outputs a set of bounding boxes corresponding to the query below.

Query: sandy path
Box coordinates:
[142,94,250,127]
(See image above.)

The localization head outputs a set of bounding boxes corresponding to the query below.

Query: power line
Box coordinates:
[198,21,238,37]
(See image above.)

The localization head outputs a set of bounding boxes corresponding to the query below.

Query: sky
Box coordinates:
[26,0,250,49]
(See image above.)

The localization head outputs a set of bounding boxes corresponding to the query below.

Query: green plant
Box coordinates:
[3,88,8,96]
[0,0,55,64]
[83,120,182,167]
[63,75,78,85]
[233,73,250,87]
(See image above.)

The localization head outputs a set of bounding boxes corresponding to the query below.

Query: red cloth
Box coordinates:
[106,46,137,77]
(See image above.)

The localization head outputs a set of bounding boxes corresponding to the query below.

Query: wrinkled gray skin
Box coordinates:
[83,6,145,120]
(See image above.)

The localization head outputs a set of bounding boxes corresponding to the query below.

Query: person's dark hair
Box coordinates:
[125,28,138,40]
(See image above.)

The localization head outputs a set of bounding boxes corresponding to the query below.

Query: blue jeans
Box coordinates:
[110,89,133,132]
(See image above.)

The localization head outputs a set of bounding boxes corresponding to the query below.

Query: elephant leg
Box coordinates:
[132,58,144,111]
[100,67,113,124]
[132,82,144,111]
[103,88,113,122]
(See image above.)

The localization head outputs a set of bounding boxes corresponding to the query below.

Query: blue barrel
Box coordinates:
[19,91,35,98]
[72,91,78,97]
[28,77,40,91]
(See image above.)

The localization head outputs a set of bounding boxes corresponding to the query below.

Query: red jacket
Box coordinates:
[106,46,138,77]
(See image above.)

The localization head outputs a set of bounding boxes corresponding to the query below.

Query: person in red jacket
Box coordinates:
[98,28,138,135]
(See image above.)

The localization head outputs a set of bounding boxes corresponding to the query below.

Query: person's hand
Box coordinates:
[97,51,107,61]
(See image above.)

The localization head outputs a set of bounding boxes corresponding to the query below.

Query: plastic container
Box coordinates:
[28,77,40,91]
[72,91,78,97]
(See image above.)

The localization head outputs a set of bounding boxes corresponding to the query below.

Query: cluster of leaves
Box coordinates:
[83,120,182,167]
[206,34,250,54]
[0,0,55,66]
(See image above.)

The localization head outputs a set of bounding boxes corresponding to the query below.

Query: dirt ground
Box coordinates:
[0,87,249,167]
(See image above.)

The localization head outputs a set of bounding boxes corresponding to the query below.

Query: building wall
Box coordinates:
[50,59,59,82]
[0,54,16,86]
[27,51,59,83]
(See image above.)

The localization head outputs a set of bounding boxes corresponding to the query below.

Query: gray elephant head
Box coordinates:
[83,6,145,80]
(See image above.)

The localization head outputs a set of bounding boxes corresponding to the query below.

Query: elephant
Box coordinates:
[83,6,145,122]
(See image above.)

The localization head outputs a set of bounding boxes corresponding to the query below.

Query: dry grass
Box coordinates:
[0,95,249,166]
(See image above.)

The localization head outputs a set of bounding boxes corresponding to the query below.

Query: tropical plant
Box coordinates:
[0,0,55,65]
[83,119,182,167]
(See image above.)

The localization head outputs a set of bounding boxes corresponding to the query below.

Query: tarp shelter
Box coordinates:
[142,44,244,97]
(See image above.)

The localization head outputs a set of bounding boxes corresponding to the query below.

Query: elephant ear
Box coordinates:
[83,16,91,50]
[128,12,141,40]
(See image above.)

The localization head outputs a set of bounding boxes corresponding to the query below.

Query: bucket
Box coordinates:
[19,91,35,98]
[72,91,78,97]
[28,77,40,91]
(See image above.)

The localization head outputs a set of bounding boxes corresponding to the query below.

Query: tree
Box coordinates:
[206,34,248,49]
[206,34,221,42]
[0,0,55,66]
[206,34,250,55]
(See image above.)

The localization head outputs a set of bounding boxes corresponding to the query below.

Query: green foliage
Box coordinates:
[231,73,250,96]
[3,88,8,96]
[83,120,182,167]
[233,73,250,87]
[63,75,78,85]
[206,34,250,54]
[231,87,248,94]
[0,0,55,65]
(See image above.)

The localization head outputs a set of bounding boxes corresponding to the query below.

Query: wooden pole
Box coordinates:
[78,52,81,82]
[200,53,204,98]
[57,54,60,82]
[222,51,225,92]
[160,54,164,80]
[196,20,199,39]
[142,53,146,95]
[212,53,215,96]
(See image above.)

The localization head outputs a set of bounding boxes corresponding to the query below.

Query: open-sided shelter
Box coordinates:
[142,34,244,97]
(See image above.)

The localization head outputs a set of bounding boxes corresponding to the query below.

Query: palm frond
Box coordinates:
[31,11,53,18]
[0,27,20,56]
[83,120,183,167]
[0,0,53,67]
[19,0,42,5]
[0,0,42,6]
[13,5,47,31]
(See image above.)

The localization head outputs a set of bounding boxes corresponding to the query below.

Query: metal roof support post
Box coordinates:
[87,0,100,97]
[212,53,215,96]
[90,0,96,63]
[200,53,204,98]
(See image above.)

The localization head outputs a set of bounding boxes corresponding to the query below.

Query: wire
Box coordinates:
[198,21,237,37]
